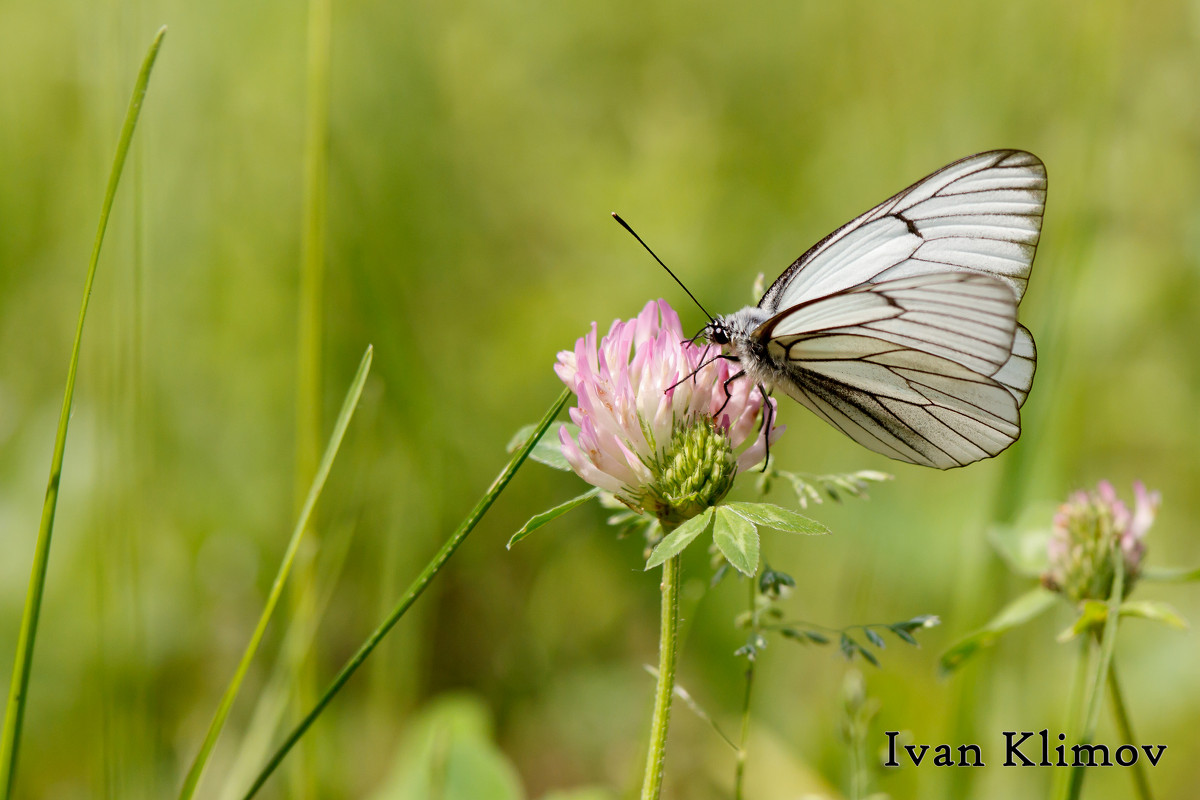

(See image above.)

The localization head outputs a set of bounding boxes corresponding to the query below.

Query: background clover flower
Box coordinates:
[1042,480,1161,604]
[555,299,781,524]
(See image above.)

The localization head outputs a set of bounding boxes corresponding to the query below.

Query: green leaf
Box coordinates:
[864,628,885,649]
[712,507,760,576]
[1058,599,1190,642]
[724,501,829,535]
[890,627,918,645]
[1140,565,1200,583]
[856,642,880,667]
[645,509,713,570]
[506,422,580,471]
[507,488,600,549]
[1056,600,1109,642]
[939,587,1057,674]
[366,695,524,800]
[1119,600,1188,631]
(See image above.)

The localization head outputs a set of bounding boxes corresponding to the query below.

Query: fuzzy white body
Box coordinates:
[707,307,780,388]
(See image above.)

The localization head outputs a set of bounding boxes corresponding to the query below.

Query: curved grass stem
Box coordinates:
[239,388,570,799]
[178,346,373,800]
[0,27,167,800]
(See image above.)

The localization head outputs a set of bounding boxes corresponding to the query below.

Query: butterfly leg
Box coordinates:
[666,349,724,393]
[714,368,746,417]
[757,383,773,470]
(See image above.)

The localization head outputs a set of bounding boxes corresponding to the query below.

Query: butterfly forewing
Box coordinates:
[758,150,1045,312]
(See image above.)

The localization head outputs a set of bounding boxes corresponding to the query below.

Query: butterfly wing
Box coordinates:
[994,324,1036,406]
[758,150,1045,312]
[757,272,1029,468]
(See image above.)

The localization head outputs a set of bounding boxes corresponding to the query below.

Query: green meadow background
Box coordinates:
[2,1,1199,798]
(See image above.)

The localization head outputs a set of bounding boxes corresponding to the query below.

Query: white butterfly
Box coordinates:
[705,150,1045,469]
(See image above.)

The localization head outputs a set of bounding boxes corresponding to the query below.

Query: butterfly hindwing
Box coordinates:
[779,361,1018,469]
[993,324,1036,407]
[758,273,1024,469]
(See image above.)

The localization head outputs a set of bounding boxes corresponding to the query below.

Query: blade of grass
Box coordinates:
[239,387,571,799]
[217,517,358,800]
[0,26,167,800]
[177,346,373,800]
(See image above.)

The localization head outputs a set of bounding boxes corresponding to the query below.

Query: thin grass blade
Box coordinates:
[238,387,570,799]
[177,345,373,800]
[0,27,167,800]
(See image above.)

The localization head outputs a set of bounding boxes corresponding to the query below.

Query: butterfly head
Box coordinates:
[704,307,770,349]
[703,318,732,346]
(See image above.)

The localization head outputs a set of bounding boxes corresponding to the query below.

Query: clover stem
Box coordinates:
[640,551,682,800]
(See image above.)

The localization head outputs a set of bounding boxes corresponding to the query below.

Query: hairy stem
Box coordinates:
[641,554,682,800]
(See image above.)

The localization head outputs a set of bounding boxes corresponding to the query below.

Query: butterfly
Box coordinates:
[702,150,1045,469]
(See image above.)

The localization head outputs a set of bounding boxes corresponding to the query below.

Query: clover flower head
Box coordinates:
[555,299,782,524]
[1042,481,1161,604]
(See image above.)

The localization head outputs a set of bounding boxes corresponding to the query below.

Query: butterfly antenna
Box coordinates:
[611,213,715,323]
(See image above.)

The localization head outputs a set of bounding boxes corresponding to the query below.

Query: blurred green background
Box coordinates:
[2,0,1199,798]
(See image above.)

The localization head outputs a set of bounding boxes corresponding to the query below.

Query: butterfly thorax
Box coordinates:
[706,306,781,386]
